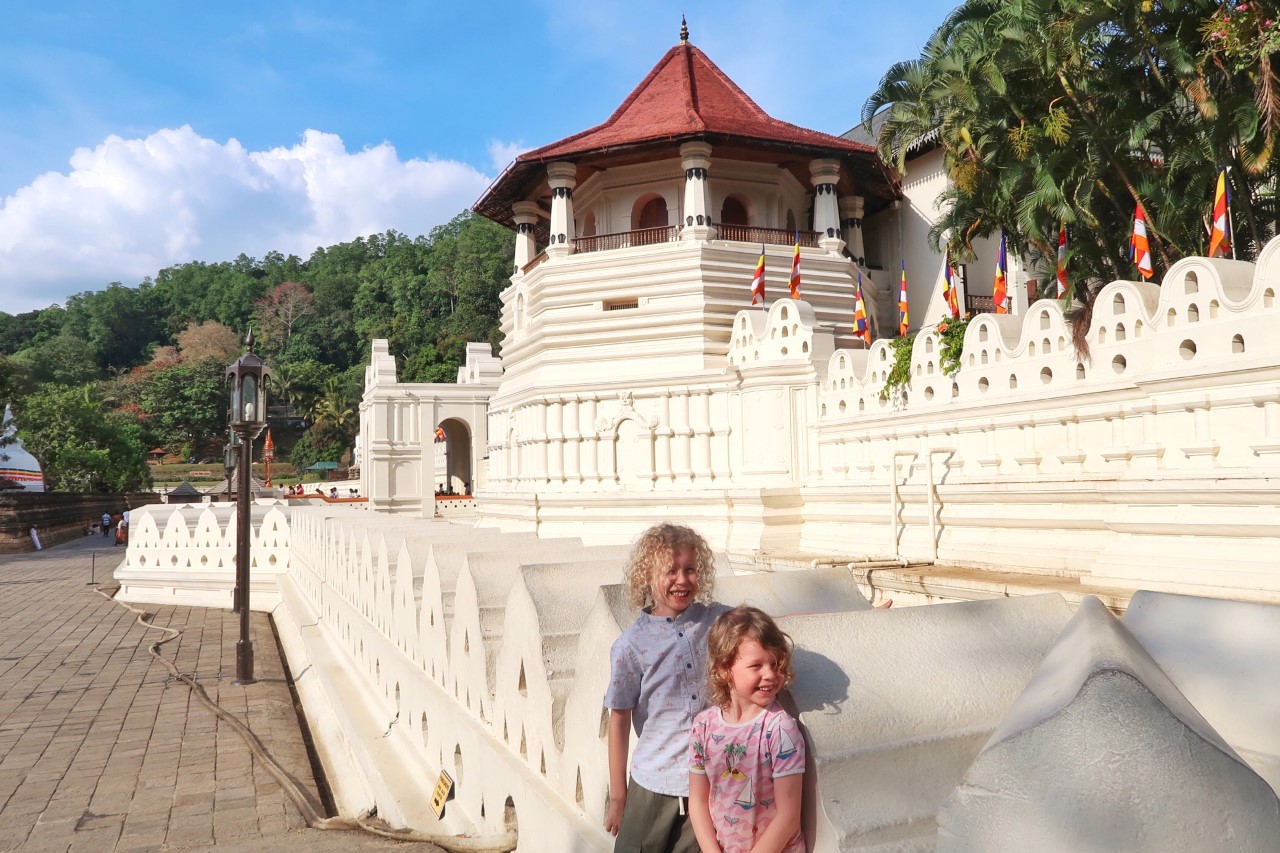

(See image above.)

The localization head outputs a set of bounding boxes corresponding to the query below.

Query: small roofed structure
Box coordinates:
[204,468,266,498]
[0,405,45,492]
[165,482,205,504]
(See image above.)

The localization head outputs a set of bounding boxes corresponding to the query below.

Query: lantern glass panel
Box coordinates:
[242,375,258,422]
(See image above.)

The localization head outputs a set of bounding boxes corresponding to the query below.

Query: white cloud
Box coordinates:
[487,139,528,173]
[0,126,493,313]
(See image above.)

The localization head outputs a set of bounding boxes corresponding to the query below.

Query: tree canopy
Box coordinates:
[863,0,1280,289]
[0,210,515,491]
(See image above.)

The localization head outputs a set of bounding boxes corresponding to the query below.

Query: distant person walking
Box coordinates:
[101,512,112,537]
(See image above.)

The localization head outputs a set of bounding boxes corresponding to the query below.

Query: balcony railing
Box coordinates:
[523,223,824,273]
[966,294,995,314]
[718,225,822,247]
[573,225,678,254]
[522,250,548,275]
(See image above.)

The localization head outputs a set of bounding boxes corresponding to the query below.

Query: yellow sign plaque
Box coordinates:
[430,769,455,818]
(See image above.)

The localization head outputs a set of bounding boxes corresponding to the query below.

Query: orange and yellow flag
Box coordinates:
[1208,167,1231,258]
[1132,204,1153,280]
[789,236,801,299]
[993,230,1009,313]
[898,261,910,336]
[854,271,871,345]
[750,244,766,306]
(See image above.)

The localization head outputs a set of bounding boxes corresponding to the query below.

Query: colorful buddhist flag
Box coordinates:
[1056,225,1069,298]
[1132,203,1153,279]
[1208,167,1232,258]
[993,230,1009,313]
[854,270,871,345]
[943,245,961,319]
[789,235,801,299]
[898,260,910,336]
[751,244,766,306]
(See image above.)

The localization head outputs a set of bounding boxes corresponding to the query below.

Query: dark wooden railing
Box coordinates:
[717,225,821,247]
[573,225,678,254]
[966,294,996,314]
[522,250,548,275]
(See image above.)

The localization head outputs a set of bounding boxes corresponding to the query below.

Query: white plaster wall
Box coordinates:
[114,501,291,610]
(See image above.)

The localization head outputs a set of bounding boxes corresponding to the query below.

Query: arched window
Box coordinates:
[720,197,749,226]
[637,197,668,229]
[581,211,597,237]
[785,209,797,233]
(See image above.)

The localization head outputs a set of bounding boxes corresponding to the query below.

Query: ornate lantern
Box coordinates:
[224,328,272,684]
[226,330,270,429]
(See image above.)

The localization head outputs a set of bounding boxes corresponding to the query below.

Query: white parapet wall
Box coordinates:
[114,501,291,611]
[276,505,1280,850]
[360,237,1280,604]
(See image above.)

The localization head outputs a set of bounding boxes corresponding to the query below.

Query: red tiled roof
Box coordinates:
[522,41,873,161]
[474,39,895,228]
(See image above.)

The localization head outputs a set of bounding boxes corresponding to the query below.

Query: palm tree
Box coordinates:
[310,376,355,428]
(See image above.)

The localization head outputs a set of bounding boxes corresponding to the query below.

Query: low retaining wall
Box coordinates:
[0,492,161,553]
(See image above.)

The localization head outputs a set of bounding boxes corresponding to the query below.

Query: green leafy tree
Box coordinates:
[13,384,150,492]
[12,334,100,386]
[864,0,1279,289]
[137,359,228,457]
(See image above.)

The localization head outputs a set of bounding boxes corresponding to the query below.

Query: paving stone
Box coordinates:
[0,537,407,851]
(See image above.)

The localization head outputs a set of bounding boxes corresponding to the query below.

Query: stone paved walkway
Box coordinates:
[0,535,413,852]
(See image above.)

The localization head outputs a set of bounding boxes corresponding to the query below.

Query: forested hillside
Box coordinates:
[0,211,514,492]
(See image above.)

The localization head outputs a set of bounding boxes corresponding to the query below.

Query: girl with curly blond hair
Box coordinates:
[604,523,728,852]
[689,607,805,853]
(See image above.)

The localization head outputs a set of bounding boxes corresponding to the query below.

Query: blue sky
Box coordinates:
[1,1,957,314]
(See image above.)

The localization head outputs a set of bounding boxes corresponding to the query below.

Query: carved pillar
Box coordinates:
[582,397,599,484]
[671,390,693,482]
[547,398,564,484]
[691,389,712,481]
[564,398,581,483]
[679,141,714,241]
[512,200,540,272]
[546,161,577,258]
[841,195,866,267]
[656,394,673,484]
[809,159,846,254]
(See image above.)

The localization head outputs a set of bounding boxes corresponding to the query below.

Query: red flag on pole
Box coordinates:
[751,244,766,306]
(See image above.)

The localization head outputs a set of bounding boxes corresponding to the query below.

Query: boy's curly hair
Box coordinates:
[706,606,795,710]
[623,522,716,610]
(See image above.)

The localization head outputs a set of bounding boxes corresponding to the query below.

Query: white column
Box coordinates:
[809,159,846,255]
[672,390,692,482]
[679,141,714,242]
[582,397,599,484]
[546,161,577,258]
[512,200,540,273]
[841,195,866,267]
[547,398,564,484]
[656,394,673,484]
[691,389,712,482]
[564,398,581,484]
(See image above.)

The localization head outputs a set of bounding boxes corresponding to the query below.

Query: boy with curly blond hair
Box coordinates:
[603,522,727,852]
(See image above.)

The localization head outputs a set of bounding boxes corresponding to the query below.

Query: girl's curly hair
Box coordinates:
[706,606,795,710]
[623,522,716,610]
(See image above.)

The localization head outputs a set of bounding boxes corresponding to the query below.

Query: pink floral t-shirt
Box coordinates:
[689,703,806,853]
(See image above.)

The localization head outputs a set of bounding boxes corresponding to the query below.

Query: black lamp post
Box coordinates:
[226,329,270,684]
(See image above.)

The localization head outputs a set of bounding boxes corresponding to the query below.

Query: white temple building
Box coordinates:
[0,404,45,492]
[118,26,1280,852]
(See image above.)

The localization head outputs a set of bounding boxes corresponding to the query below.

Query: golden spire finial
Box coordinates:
[680,14,689,43]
